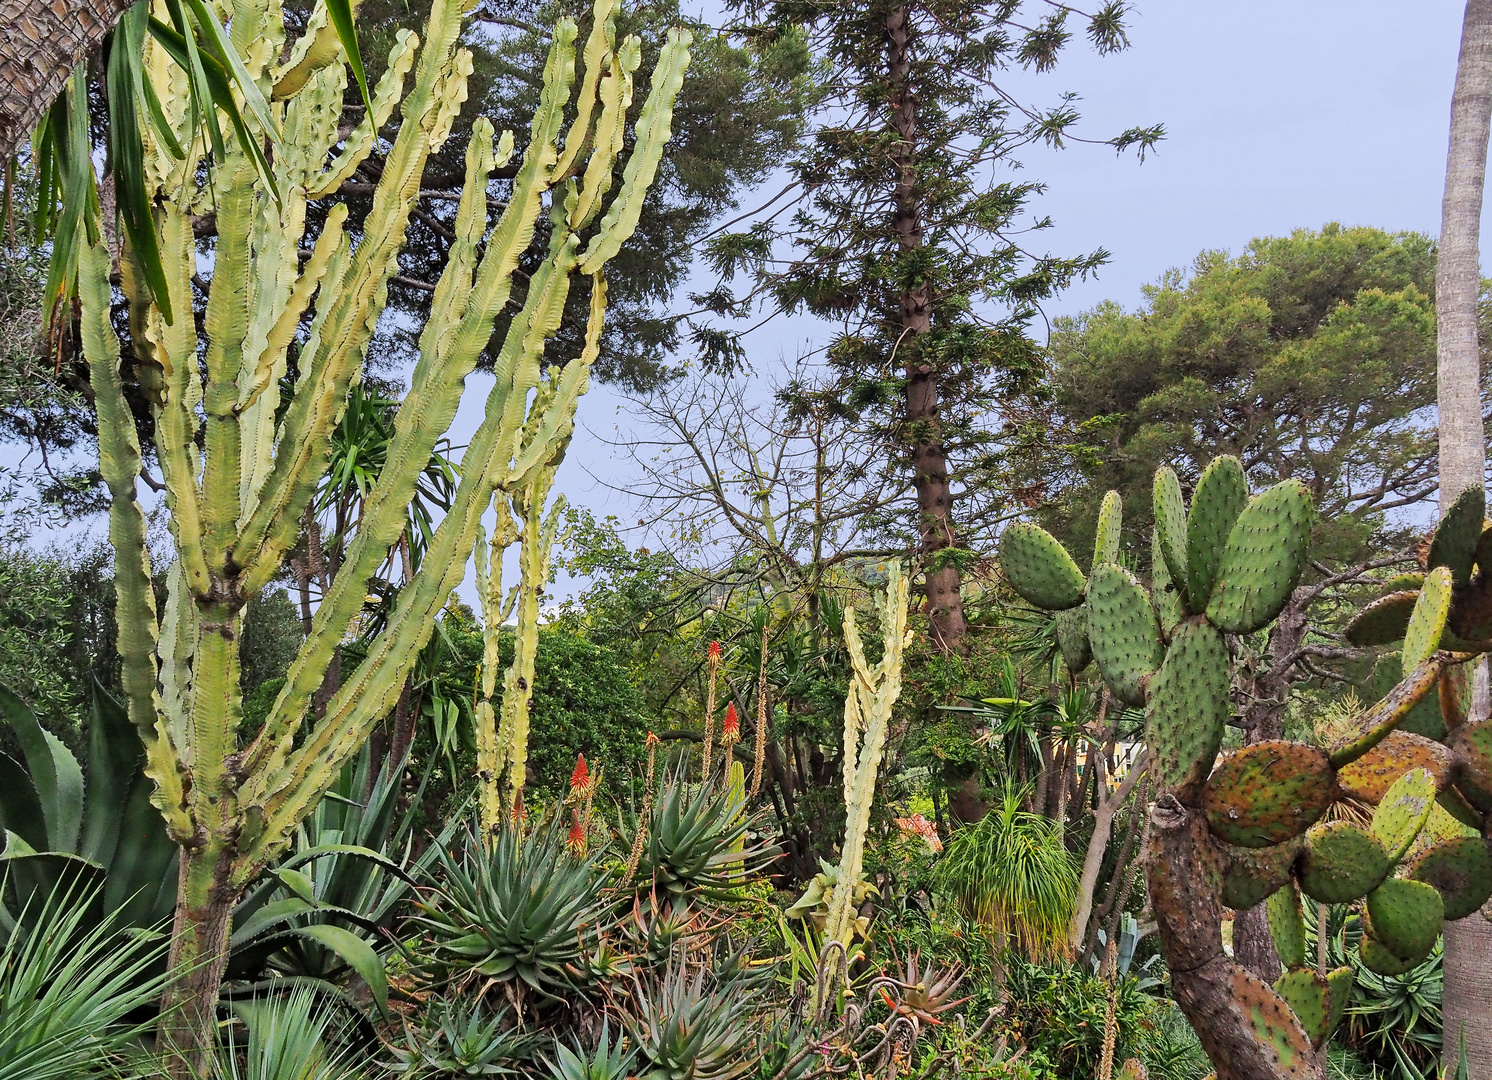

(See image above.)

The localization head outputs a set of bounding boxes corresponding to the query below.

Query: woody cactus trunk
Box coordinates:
[1001,460,1492,1080]
[79,0,688,1071]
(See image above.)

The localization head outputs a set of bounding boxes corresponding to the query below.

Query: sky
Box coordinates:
[12,1,1482,603]
[529,0,1480,574]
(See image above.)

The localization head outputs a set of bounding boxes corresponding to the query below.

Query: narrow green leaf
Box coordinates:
[325,0,373,114]
[281,923,388,1015]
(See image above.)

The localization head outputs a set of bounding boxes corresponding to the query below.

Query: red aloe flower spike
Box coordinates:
[708,640,722,660]
[571,753,590,793]
[645,730,661,749]
[567,810,587,856]
[721,701,740,747]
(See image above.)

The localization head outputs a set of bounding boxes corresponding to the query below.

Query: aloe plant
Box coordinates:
[72,0,690,1069]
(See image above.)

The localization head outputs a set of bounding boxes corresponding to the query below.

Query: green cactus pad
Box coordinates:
[1370,767,1436,861]
[1054,606,1092,673]
[1151,525,1185,636]
[1227,967,1317,1077]
[1093,490,1123,569]
[1450,719,1492,813]
[1369,654,1446,742]
[1476,524,1492,578]
[1272,968,1332,1049]
[1401,567,1453,670]
[1205,479,1315,635]
[1086,563,1165,706]
[999,523,1086,610]
[1221,839,1304,910]
[1323,967,1354,1043]
[1331,656,1445,768]
[1153,466,1192,612]
[1408,836,1492,920]
[1439,662,1473,733]
[1365,877,1443,964]
[1187,455,1248,607]
[1266,882,1308,968]
[1299,821,1392,904]
[1427,485,1485,587]
[1203,741,1333,848]
[1344,591,1419,648]
[1438,786,1485,831]
[1382,572,1427,595]
[1359,932,1420,977]
[1146,619,1230,795]
[1337,731,1451,806]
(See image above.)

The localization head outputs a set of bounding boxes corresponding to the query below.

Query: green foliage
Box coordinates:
[1036,225,1438,564]
[625,772,770,902]
[218,986,362,1080]
[627,964,759,1080]
[933,785,1077,961]
[0,884,167,1080]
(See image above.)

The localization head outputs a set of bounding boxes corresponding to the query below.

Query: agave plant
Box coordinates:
[415,820,615,999]
[625,772,773,902]
[627,964,760,1080]
[878,950,970,1027]
[0,884,166,1080]
[218,985,363,1080]
[545,1022,635,1080]
[391,997,540,1077]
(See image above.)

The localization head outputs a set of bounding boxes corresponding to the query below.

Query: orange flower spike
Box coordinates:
[645,730,662,750]
[570,753,591,794]
[708,640,722,661]
[567,812,587,856]
[722,702,740,747]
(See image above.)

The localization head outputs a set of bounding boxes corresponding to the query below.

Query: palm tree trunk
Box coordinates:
[1439,4,1492,1074]
[0,0,137,156]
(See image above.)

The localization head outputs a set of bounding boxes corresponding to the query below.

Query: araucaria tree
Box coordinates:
[708,0,1161,651]
[76,0,687,1071]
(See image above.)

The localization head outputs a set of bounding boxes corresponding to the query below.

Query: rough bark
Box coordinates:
[1146,795,1325,1080]
[158,848,239,1080]
[1068,751,1144,953]
[0,0,136,157]
[1439,5,1492,1067]
[886,4,966,652]
[1231,592,1308,982]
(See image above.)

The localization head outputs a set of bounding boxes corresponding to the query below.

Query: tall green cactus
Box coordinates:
[999,458,1492,1080]
[824,563,911,953]
[74,0,689,1071]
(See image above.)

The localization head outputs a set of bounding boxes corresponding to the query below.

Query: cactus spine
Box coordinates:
[999,454,1492,1080]
[76,0,689,1069]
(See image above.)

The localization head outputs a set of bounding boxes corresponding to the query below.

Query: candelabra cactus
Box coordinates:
[73,0,689,1070]
[999,458,1492,1080]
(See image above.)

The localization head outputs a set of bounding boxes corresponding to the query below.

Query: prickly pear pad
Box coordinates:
[1329,656,1444,768]
[1359,932,1419,977]
[1336,730,1451,805]
[1408,836,1492,920]
[1203,741,1333,848]
[1087,563,1164,706]
[1299,821,1391,904]
[1151,524,1185,636]
[1371,767,1436,862]
[1450,719,1492,813]
[1187,455,1248,608]
[1054,606,1092,673]
[1323,967,1354,1046]
[1206,479,1314,635]
[1369,653,1446,742]
[1153,466,1192,612]
[1146,619,1230,795]
[1221,838,1303,910]
[1365,878,1442,964]
[1401,567,1452,670]
[999,522,1086,610]
[1094,490,1123,569]
[1266,883,1307,968]
[1426,485,1485,586]
[1344,591,1419,648]
[1272,968,1331,1049]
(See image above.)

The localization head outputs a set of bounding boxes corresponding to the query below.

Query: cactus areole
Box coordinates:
[1000,456,1492,1080]
[78,0,689,1072]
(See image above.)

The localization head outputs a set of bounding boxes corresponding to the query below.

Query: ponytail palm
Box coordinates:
[73,0,690,1070]
[934,783,1079,961]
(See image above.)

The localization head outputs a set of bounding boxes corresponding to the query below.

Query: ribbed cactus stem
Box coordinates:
[824,563,910,953]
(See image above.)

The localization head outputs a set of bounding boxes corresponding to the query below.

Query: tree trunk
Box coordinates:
[1068,752,1144,953]
[0,0,137,156]
[158,847,239,1080]
[1146,795,1325,1080]
[1439,4,1492,1070]
[886,4,966,653]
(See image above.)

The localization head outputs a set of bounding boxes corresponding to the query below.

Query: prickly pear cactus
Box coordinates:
[998,458,1492,1080]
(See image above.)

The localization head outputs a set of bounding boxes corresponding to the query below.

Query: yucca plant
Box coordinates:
[628,964,760,1080]
[218,985,362,1080]
[0,884,167,1080]
[624,772,773,902]
[933,782,1079,962]
[415,820,615,1001]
